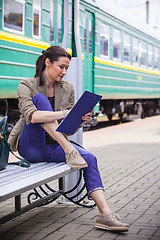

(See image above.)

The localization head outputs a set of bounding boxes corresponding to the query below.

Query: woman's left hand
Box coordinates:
[81,109,94,125]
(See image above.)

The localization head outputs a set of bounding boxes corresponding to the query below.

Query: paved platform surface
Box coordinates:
[0,116,160,240]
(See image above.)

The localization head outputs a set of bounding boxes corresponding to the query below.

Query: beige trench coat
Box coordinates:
[8,74,75,151]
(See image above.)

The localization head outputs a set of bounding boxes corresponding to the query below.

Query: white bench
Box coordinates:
[0,162,80,224]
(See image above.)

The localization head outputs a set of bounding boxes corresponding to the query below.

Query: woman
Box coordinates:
[8,46,129,232]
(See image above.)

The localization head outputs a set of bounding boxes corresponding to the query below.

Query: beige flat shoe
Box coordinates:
[65,149,88,169]
[95,212,129,232]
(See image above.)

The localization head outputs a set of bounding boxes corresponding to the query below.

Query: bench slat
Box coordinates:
[0,162,64,184]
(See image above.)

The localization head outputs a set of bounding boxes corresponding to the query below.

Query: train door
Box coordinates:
[83,11,95,93]
[49,0,63,45]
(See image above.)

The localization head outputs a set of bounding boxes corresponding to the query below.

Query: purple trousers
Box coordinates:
[18,93,104,196]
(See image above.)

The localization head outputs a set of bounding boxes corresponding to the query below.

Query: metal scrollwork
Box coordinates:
[27,169,95,208]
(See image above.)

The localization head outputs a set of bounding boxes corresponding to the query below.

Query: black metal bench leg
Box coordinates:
[59,177,65,191]
[15,195,21,211]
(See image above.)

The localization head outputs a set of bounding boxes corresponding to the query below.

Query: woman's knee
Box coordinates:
[82,152,97,167]
[32,93,53,111]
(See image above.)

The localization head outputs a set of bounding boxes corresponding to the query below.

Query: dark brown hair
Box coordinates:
[34,45,71,86]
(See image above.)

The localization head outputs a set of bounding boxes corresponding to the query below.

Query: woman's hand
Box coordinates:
[81,109,94,126]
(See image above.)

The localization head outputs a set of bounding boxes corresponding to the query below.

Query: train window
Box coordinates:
[113,29,121,60]
[50,0,54,42]
[154,47,159,70]
[3,0,24,33]
[83,17,87,52]
[33,0,41,37]
[100,23,110,57]
[140,41,147,67]
[148,45,153,69]
[89,19,92,53]
[132,37,139,65]
[58,3,62,44]
[123,33,130,63]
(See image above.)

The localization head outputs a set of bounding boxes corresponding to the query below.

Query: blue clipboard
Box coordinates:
[56,91,102,135]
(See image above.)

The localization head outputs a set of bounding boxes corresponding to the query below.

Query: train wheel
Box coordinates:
[107,114,113,121]
[137,103,143,117]
[119,113,123,122]
[141,111,146,119]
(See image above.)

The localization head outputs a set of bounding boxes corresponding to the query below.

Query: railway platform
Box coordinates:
[0,115,160,240]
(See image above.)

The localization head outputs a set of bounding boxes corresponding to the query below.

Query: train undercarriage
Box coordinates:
[100,98,160,122]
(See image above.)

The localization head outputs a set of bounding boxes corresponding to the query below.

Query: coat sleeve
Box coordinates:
[17,80,37,125]
[67,82,75,109]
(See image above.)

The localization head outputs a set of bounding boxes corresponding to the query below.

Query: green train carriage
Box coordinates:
[0,0,160,127]
[81,0,160,120]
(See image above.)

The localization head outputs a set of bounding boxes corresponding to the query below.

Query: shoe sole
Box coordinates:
[95,223,129,232]
[66,161,88,169]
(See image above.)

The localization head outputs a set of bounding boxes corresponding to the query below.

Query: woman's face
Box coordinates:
[45,56,70,83]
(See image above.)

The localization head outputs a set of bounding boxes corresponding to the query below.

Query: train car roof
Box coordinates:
[84,0,160,42]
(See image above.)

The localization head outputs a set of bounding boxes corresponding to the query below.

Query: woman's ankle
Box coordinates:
[63,146,76,154]
[99,209,111,216]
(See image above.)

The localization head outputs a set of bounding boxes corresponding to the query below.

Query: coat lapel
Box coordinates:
[54,82,63,110]
[36,75,48,96]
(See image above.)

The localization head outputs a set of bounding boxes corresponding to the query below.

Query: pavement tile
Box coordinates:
[116,235,151,240]
[57,222,82,232]
[138,228,158,236]
[82,228,105,238]
[43,233,65,240]
[0,232,20,240]
[78,238,99,240]
[12,233,35,240]
[26,233,49,240]
[99,231,125,240]
[59,231,85,239]
[154,228,160,237]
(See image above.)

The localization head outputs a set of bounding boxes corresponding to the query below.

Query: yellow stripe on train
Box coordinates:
[94,56,160,76]
[0,31,50,49]
[0,31,74,56]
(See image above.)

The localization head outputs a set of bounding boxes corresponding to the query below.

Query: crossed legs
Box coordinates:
[18,93,128,231]
[43,121,74,153]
